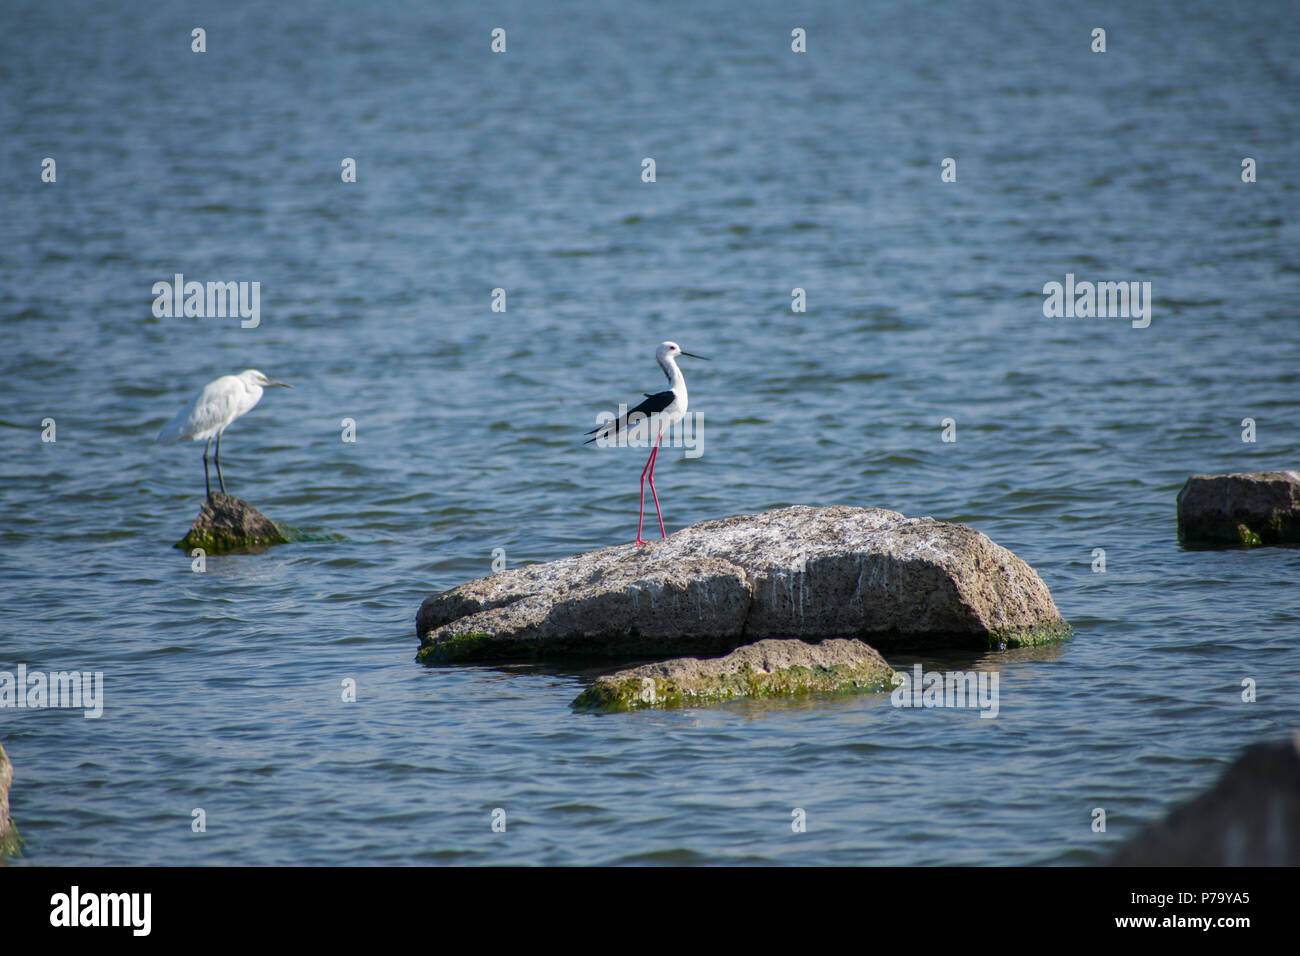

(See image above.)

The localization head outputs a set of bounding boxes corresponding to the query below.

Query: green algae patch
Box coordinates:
[572,639,898,713]
[1237,523,1263,547]
[988,618,1074,649]
[417,632,497,665]
[0,821,22,858]
[176,524,289,553]
[279,528,344,544]
[862,619,1074,653]
[573,663,896,713]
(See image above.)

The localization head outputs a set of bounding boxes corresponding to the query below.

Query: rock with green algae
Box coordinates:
[417,505,1069,664]
[175,491,288,553]
[1176,471,1300,547]
[573,638,896,712]
[0,741,19,857]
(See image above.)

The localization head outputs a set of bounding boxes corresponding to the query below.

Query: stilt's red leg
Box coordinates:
[636,443,655,546]
[647,433,666,538]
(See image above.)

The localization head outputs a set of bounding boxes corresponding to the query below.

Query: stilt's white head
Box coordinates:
[655,342,708,362]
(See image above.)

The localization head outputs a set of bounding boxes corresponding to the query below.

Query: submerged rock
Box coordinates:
[0,741,18,857]
[175,491,288,553]
[417,505,1068,664]
[1176,471,1300,546]
[1111,733,1300,866]
[572,637,896,712]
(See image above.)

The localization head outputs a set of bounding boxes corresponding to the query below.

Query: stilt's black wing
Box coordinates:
[585,389,674,443]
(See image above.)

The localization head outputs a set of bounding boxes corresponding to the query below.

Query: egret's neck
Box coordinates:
[659,354,686,392]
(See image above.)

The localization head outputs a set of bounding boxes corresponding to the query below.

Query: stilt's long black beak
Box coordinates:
[679,351,709,360]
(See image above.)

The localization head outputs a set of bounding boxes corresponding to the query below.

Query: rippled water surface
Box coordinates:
[2,0,1299,865]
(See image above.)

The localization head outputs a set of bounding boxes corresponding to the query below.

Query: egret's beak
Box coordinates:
[265,379,293,388]
[679,351,709,360]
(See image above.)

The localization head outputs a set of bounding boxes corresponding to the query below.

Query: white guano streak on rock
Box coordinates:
[863,554,898,597]
[902,537,956,565]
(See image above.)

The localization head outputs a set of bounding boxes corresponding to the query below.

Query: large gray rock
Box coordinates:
[0,741,18,857]
[1177,471,1300,546]
[417,505,1068,663]
[175,491,288,553]
[572,638,897,712]
[1111,733,1300,866]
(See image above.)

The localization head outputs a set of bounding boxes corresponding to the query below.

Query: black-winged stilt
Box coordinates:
[586,341,708,546]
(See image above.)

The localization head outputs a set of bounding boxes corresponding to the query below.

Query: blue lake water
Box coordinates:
[1,0,1298,865]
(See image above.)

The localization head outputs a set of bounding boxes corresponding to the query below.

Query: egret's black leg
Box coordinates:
[215,431,226,494]
[203,437,212,499]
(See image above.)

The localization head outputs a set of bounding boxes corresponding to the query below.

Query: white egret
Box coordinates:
[585,341,708,546]
[157,369,292,497]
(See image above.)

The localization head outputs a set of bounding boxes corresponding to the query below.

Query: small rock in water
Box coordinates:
[176,491,288,553]
[0,741,19,857]
[572,638,897,712]
[1110,733,1300,866]
[1176,471,1300,546]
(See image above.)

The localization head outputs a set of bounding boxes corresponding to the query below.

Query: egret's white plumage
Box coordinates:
[157,369,291,497]
[585,341,708,546]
